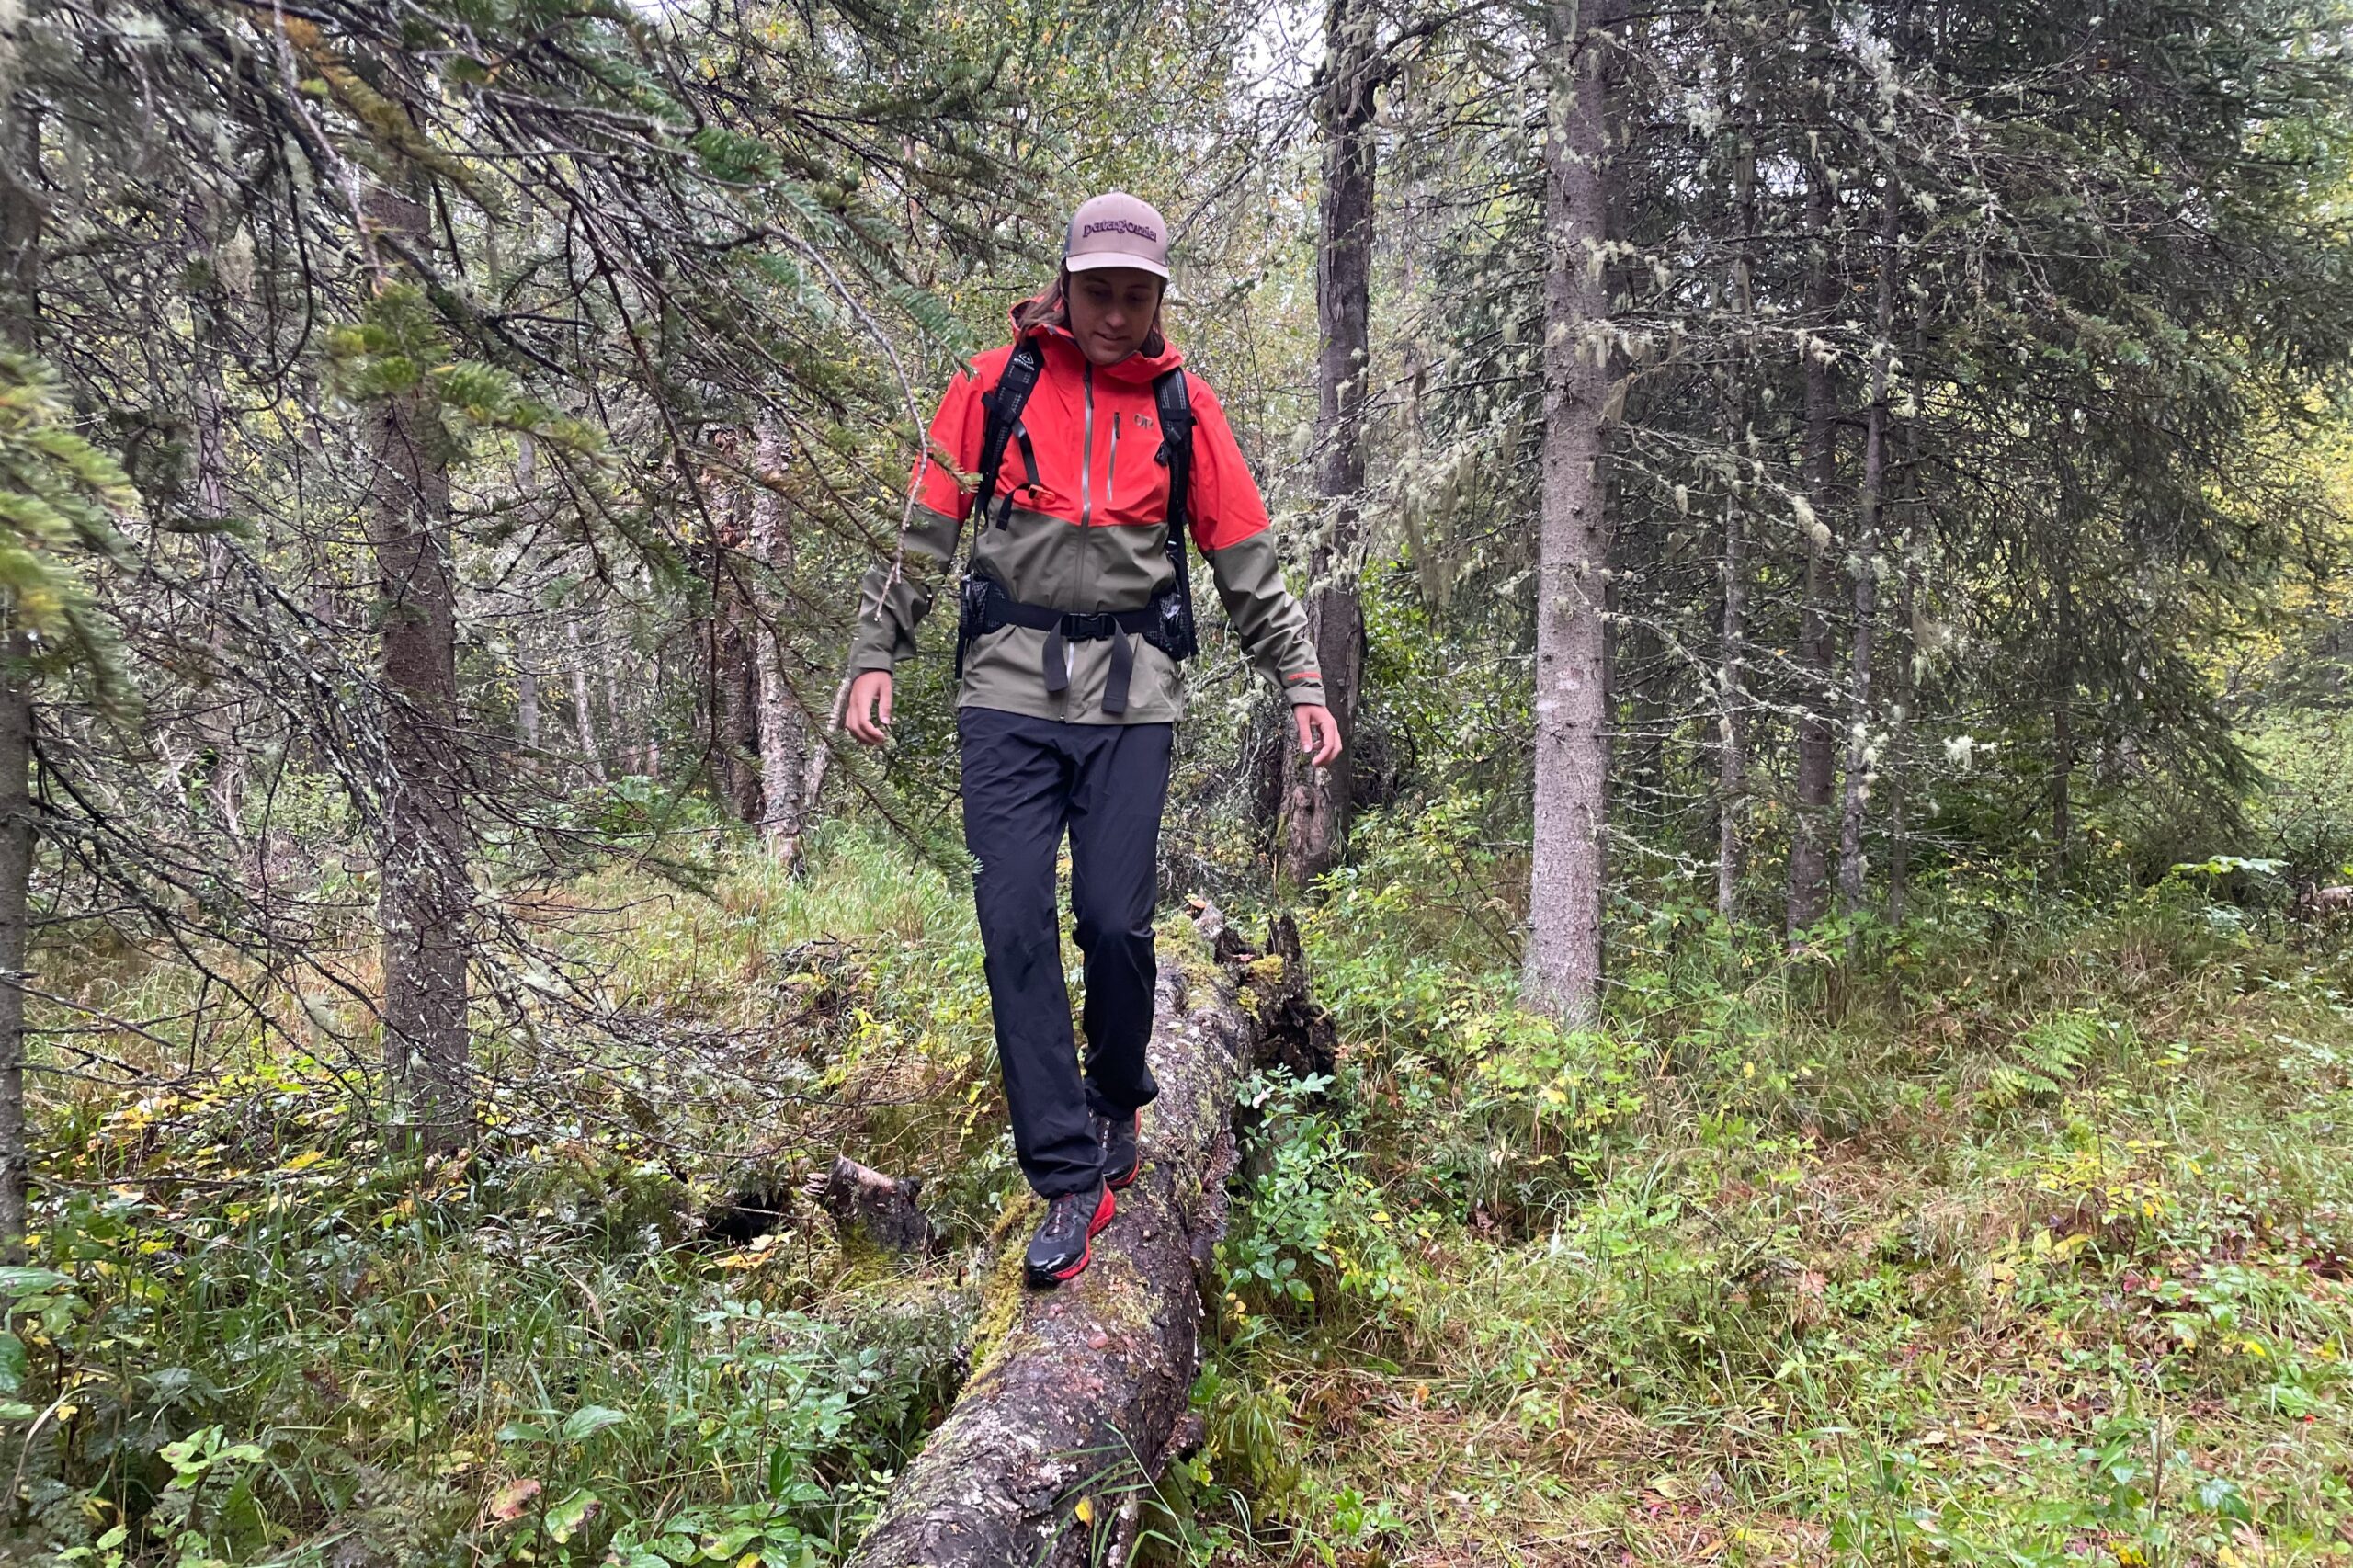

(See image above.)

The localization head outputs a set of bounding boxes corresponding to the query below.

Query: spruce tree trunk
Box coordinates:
[517,663,540,753]
[710,462,762,824]
[2052,548,2075,872]
[566,614,607,783]
[748,420,813,865]
[1716,101,1756,924]
[1282,0,1377,885]
[361,177,470,1152]
[1836,180,1899,919]
[0,98,42,1260]
[1524,0,1614,1028]
[188,194,244,840]
[1787,152,1839,941]
[1887,311,1928,924]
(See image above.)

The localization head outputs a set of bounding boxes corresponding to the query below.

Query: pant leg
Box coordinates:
[958,709,1101,1198]
[1067,721,1174,1119]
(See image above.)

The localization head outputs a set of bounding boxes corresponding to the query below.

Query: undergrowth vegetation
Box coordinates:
[12,810,2353,1566]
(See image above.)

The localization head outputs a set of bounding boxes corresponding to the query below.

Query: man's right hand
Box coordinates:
[844,669,895,745]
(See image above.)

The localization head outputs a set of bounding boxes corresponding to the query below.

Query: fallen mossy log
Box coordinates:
[844,911,1311,1568]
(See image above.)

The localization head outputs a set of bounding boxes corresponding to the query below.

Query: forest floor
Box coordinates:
[20,825,2353,1568]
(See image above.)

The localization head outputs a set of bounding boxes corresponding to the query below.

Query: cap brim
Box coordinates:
[1065,252,1170,279]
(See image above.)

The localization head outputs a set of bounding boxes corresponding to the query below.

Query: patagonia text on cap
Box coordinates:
[1063,191,1171,279]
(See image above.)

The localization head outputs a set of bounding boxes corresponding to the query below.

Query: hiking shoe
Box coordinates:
[1097,1109,1142,1190]
[1024,1182,1114,1288]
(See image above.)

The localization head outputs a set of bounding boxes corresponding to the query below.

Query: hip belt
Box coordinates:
[956,573,1187,715]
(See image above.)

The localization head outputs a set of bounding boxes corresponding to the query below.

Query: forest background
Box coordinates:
[7,0,2353,1562]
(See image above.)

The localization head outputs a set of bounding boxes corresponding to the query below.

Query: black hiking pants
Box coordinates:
[959,707,1171,1199]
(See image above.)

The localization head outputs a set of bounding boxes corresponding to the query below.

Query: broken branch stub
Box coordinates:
[807,1155,938,1256]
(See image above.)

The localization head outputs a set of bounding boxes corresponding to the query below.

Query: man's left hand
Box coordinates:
[1294,703,1343,767]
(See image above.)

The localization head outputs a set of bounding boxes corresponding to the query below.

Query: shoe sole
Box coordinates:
[1106,1112,1142,1191]
[1029,1187,1117,1287]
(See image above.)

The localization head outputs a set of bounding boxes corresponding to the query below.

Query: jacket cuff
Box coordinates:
[844,625,901,679]
[1281,674,1326,709]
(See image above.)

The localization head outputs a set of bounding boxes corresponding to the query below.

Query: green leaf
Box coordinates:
[561,1405,631,1442]
[544,1489,599,1544]
[0,1267,71,1300]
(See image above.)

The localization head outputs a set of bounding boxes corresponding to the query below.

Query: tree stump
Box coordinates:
[807,1155,937,1256]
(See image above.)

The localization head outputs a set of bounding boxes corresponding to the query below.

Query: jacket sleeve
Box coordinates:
[845,365,989,677]
[1187,374,1326,709]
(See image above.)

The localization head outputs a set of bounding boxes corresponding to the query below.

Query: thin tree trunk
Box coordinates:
[1282,0,1377,886]
[517,662,540,752]
[1888,302,1929,923]
[0,97,42,1261]
[710,460,762,824]
[565,612,607,783]
[189,229,244,840]
[1787,148,1839,941]
[2052,549,2075,873]
[1716,99,1756,925]
[749,420,813,864]
[1837,176,1899,920]
[513,436,543,760]
[1524,0,1614,1027]
[361,175,470,1152]
[603,641,635,777]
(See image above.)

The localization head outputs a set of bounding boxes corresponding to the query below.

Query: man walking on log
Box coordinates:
[842,192,1340,1287]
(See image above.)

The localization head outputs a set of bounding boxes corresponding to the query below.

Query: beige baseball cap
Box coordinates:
[1063,191,1170,279]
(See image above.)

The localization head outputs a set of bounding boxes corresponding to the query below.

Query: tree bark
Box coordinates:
[517,662,540,753]
[805,1156,935,1256]
[361,176,470,1151]
[1281,0,1378,886]
[1787,147,1839,941]
[1887,311,1927,924]
[2052,546,2075,873]
[841,913,1303,1568]
[1836,176,1899,920]
[1716,94,1756,925]
[710,455,763,824]
[1523,0,1614,1028]
[603,642,634,777]
[748,420,813,864]
[565,613,608,783]
[0,98,41,1261]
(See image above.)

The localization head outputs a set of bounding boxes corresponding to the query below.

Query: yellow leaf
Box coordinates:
[1074,1497,1095,1526]
[283,1151,327,1172]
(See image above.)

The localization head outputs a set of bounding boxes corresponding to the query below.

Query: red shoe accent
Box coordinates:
[1051,1189,1117,1280]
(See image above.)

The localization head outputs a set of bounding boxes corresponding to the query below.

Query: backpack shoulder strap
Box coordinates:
[1153,367,1196,551]
[968,339,1046,558]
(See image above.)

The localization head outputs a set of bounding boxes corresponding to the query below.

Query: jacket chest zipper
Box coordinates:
[1108,413,1120,512]
[1081,363,1095,527]
[1077,363,1096,614]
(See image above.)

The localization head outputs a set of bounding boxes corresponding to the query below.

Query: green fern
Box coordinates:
[1984,1010,2110,1108]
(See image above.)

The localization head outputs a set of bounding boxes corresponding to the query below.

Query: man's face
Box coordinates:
[1065,267,1163,367]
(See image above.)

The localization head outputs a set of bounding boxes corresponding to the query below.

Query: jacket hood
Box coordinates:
[1009,290,1185,382]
